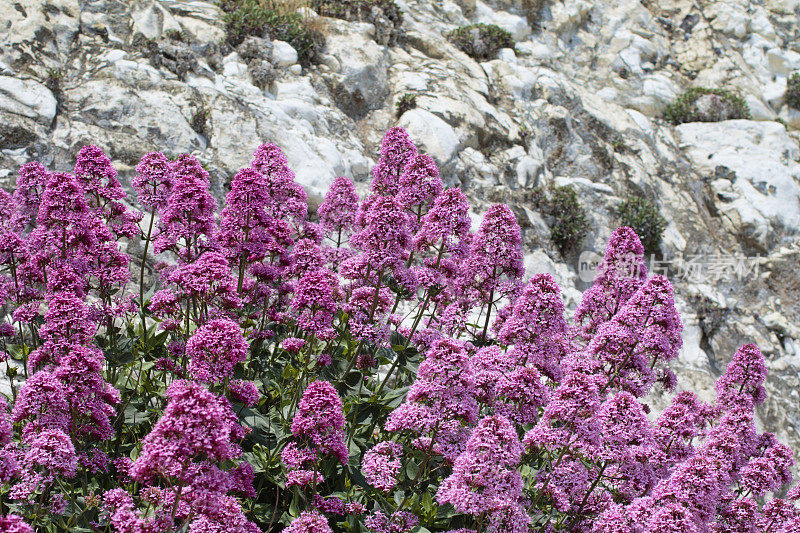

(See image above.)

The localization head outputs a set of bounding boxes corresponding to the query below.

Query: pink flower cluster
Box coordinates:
[362,441,403,492]
[0,130,796,533]
[113,380,257,532]
[290,380,348,464]
[186,318,248,383]
[0,513,34,533]
[438,415,526,529]
[1,152,127,504]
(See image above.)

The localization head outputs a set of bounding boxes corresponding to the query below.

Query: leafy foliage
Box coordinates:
[663,87,750,125]
[533,185,590,256]
[164,28,187,42]
[220,0,324,65]
[311,0,402,27]
[787,72,800,110]
[615,195,666,256]
[446,23,515,61]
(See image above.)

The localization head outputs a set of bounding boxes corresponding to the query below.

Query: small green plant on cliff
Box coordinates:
[220,0,324,65]
[395,93,417,118]
[44,67,63,95]
[664,87,750,125]
[548,186,590,256]
[164,28,187,42]
[616,195,666,256]
[610,137,626,153]
[447,23,515,61]
[786,72,800,110]
[533,185,590,256]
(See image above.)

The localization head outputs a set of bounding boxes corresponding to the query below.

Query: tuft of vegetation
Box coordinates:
[615,196,666,256]
[691,294,728,339]
[143,38,198,81]
[44,67,63,95]
[663,87,750,125]
[250,61,276,89]
[786,72,800,110]
[311,0,402,26]
[164,28,187,42]
[447,23,515,61]
[395,93,417,118]
[190,106,209,137]
[220,0,325,65]
[533,185,590,256]
[518,124,531,145]
[310,0,403,46]
[610,137,626,153]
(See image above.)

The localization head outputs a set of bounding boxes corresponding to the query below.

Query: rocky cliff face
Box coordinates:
[2,0,800,470]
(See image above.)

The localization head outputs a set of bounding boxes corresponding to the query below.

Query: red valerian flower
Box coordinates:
[371,127,418,196]
[186,319,248,384]
[291,381,347,464]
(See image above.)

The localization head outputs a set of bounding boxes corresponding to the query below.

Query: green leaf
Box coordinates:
[289,490,300,517]
[422,491,433,514]
[406,459,419,480]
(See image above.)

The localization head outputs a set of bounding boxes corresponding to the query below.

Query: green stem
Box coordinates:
[481,277,497,340]
[561,461,607,531]
[395,421,441,512]
[139,209,156,339]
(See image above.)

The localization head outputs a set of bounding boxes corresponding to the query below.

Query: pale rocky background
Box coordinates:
[1,0,800,473]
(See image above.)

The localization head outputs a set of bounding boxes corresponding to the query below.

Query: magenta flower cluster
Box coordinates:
[0,131,796,533]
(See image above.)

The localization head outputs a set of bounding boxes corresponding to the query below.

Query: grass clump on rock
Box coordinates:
[220,0,324,65]
[616,196,666,256]
[447,23,514,61]
[664,87,750,125]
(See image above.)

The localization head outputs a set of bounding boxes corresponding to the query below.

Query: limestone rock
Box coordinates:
[474,1,531,41]
[398,108,460,164]
[0,77,57,125]
[272,40,299,67]
[676,120,800,247]
[324,30,389,119]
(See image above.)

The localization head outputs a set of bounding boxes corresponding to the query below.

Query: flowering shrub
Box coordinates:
[0,129,797,533]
